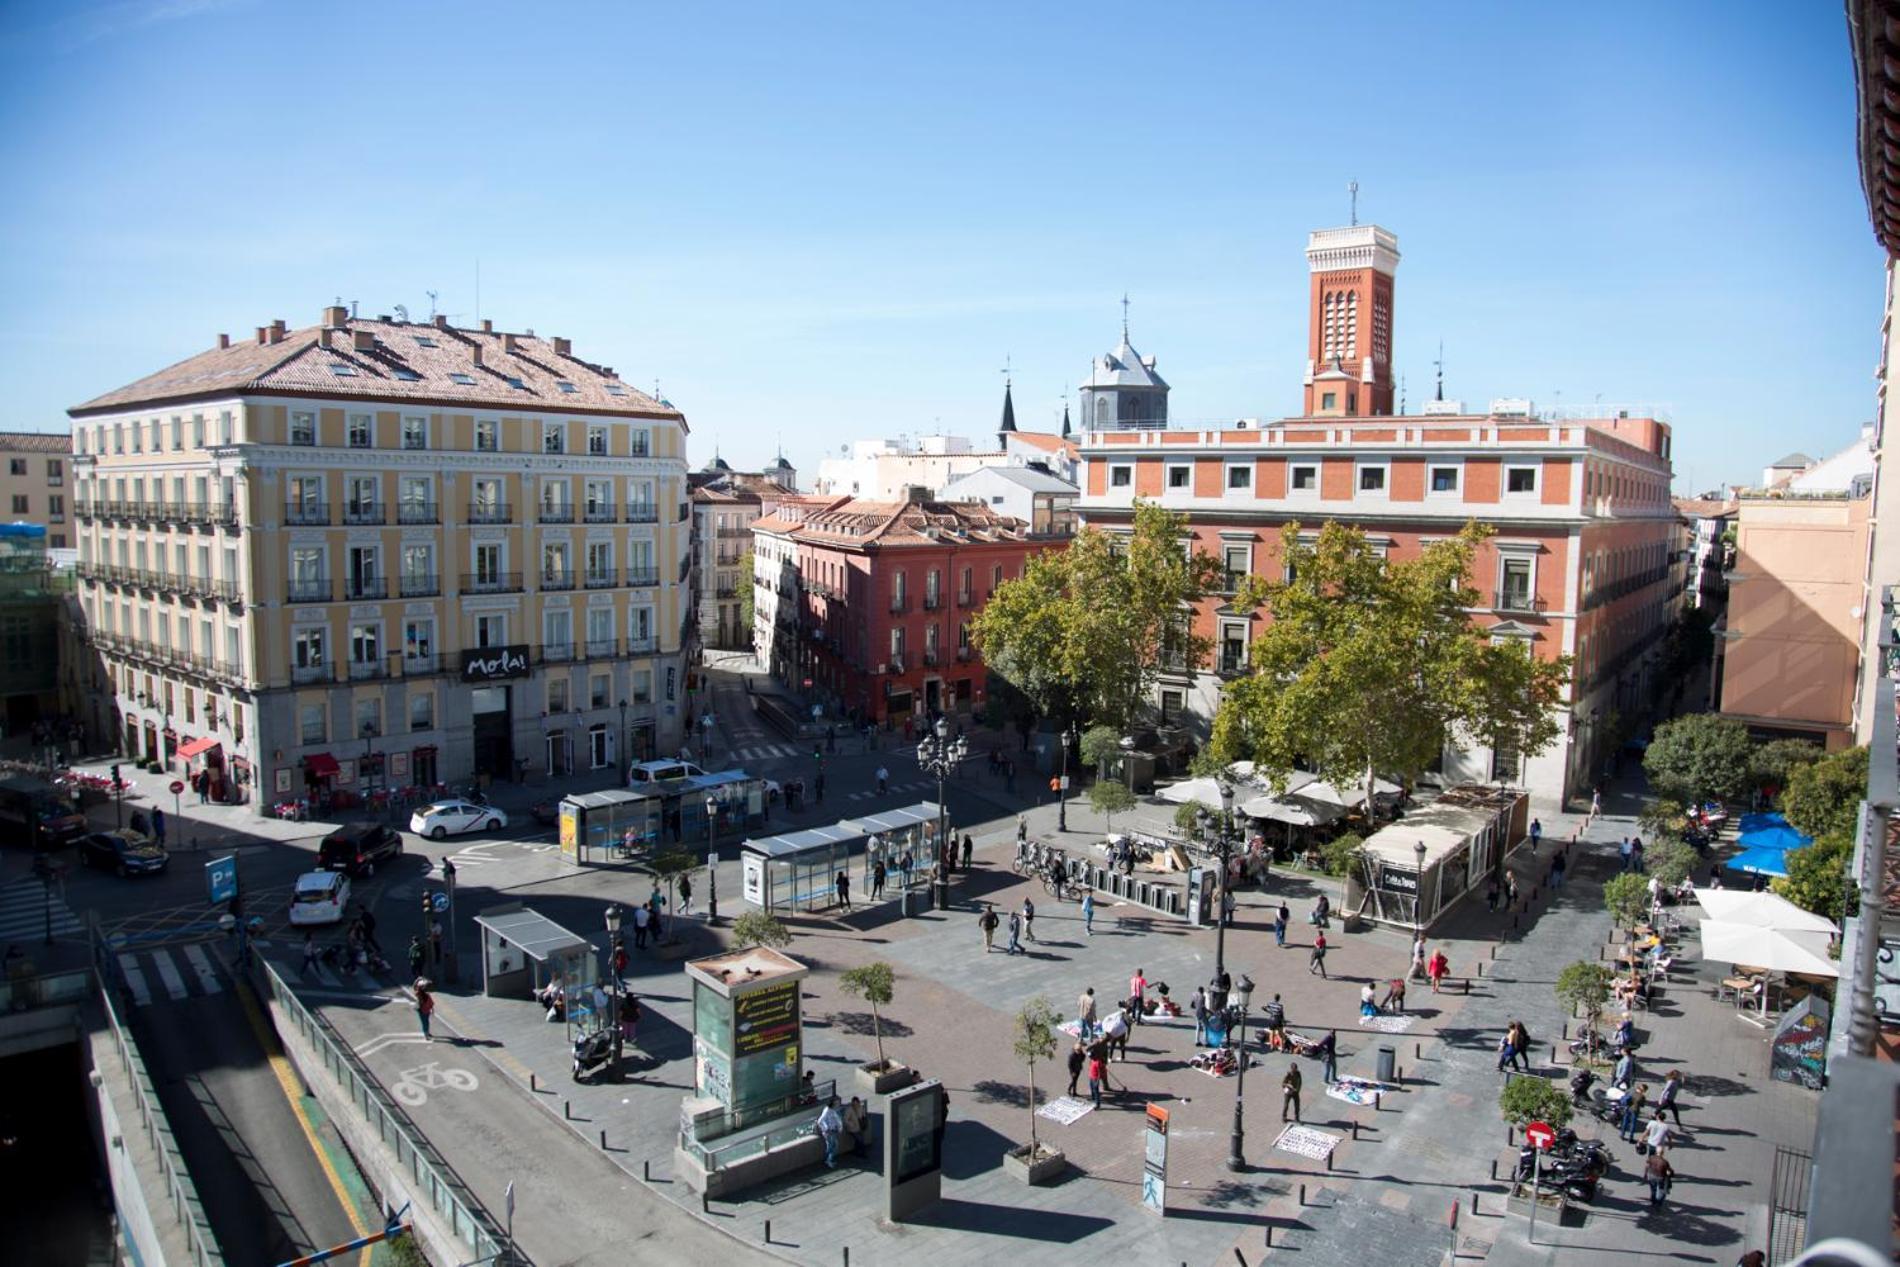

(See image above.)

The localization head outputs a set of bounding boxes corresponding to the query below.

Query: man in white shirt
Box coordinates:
[817,1097,844,1169]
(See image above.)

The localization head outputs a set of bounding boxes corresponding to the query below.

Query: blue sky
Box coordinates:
[0,1,1881,491]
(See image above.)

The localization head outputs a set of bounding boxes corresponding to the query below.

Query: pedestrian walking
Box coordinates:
[407,935,425,978]
[1613,1049,1636,1091]
[1495,1028,1516,1073]
[1631,836,1646,874]
[1506,872,1520,906]
[1619,1083,1650,1142]
[1550,851,1567,889]
[872,859,887,899]
[1590,787,1602,821]
[979,905,999,952]
[1410,932,1427,980]
[1619,837,1633,873]
[1309,929,1329,977]
[1644,1147,1674,1208]
[836,870,852,912]
[1006,910,1023,954]
[1485,879,1500,913]
[1087,1051,1105,1108]
[1078,987,1098,1037]
[1316,1030,1337,1085]
[1192,986,1209,1046]
[876,766,889,795]
[1262,992,1285,1041]
[414,981,435,1041]
[961,834,973,869]
[1022,897,1037,943]
[818,1097,844,1169]
[1656,1069,1685,1127]
[1274,901,1289,947]
[301,932,319,977]
[1427,947,1449,992]
[1081,890,1095,935]
[151,806,167,847]
[1529,818,1542,848]
[1221,888,1237,928]
[1281,1063,1303,1122]
[632,902,650,949]
[1642,1112,1673,1156]
[1067,1040,1086,1097]
[1510,1020,1532,1073]
[679,874,693,915]
[1129,968,1147,1023]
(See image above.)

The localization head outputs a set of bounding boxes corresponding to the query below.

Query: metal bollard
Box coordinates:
[600,1129,607,1149]
[843,1251,849,1267]
[1415,1041,1421,1059]
[1299,1182,1306,1206]
[643,1160,651,1181]
[1471,1190,1479,1215]
[1478,962,1485,977]
[1490,943,1498,959]
[531,1071,537,1092]
[702,1193,710,1214]
[1352,1119,1360,1140]
[1374,1090,1383,1111]
[765,1220,772,1243]
[1507,1124,1514,1145]
[1490,1158,1497,1180]
[1265,1222,1274,1247]
[564,1099,572,1119]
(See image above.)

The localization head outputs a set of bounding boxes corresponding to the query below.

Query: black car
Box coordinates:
[77,830,170,876]
[529,798,560,827]
[317,823,403,877]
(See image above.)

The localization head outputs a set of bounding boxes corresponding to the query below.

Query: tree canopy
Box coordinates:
[1601,872,1650,937]
[1013,996,1062,1151]
[973,502,1222,730]
[1773,833,1853,924]
[1554,961,1613,1023]
[839,962,897,1068]
[1642,714,1755,805]
[1207,521,1570,810]
[1750,738,1824,791]
[1087,780,1136,833]
[1782,746,1868,842]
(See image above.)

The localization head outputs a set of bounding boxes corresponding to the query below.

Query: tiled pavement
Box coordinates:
[293,764,1811,1265]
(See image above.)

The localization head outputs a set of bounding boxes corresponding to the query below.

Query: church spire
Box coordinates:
[1061,400,1072,438]
[998,379,1018,444]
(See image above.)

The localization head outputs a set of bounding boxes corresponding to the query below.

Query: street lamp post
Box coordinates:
[1056,723,1078,832]
[705,794,720,925]
[1228,974,1255,1171]
[603,903,623,1077]
[618,699,628,777]
[915,717,967,911]
[441,858,459,985]
[1211,776,1236,998]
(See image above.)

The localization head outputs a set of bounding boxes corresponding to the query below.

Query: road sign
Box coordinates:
[431,892,450,913]
[206,855,238,906]
[169,780,185,795]
[1524,1119,1556,1151]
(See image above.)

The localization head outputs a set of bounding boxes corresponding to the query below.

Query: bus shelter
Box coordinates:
[739,802,941,912]
[473,903,597,1000]
[560,789,661,864]
[845,803,946,889]
[560,770,771,865]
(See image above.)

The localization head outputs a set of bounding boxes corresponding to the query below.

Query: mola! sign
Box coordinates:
[461,644,531,682]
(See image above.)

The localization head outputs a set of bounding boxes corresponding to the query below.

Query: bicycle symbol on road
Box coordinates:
[392,1062,478,1106]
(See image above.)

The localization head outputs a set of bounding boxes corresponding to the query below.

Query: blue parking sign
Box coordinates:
[206,855,238,905]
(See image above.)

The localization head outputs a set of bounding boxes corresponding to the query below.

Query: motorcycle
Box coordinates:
[1514,1146,1600,1202]
[572,1028,617,1083]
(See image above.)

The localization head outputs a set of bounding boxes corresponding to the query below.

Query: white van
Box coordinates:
[627,760,706,788]
[288,870,352,926]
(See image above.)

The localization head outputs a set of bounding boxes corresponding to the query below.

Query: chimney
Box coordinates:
[322,305,347,329]
[352,330,376,352]
[552,336,571,357]
[501,333,517,354]
[270,319,287,343]
[480,319,493,333]
[471,345,484,369]
[904,485,930,505]
[254,327,267,345]
[317,329,333,349]
[433,314,449,330]
[216,333,230,349]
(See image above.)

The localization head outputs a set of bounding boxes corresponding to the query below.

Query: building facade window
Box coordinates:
[1505,465,1538,495]
[1429,465,1460,494]
[1290,464,1317,492]
[290,412,316,446]
[402,417,429,450]
[1110,465,1132,488]
[348,415,372,448]
[1357,463,1388,494]
[476,420,498,452]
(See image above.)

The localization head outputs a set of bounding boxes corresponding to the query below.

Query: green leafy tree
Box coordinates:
[648,849,699,942]
[1602,872,1650,942]
[1013,996,1062,1155]
[1209,521,1569,814]
[1087,780,1136,834]
[1554,961,1613,1025]
[729,910,792,951]
[1636,797,1687,843]
[1751,737,1824,791]
[1646,838,1698,889]
[1783,747,1869,842]
[839,962,897,1069]
[736,548,756,643]
[1499,1073,1573,1129]
[974,502,1223,731]
[1320,833,1366,878]
[1642,714,1755,805]
[1172,800,1204,837]
[1080,725,1123,780]
[1773,832,1853,923]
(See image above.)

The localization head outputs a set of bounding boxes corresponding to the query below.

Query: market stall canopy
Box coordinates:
[1693,889,1839,936]
[1157,765,1320,810]
[1295,775,1405,808]
[1699,920,1840,978]
[1240,794,1343,827]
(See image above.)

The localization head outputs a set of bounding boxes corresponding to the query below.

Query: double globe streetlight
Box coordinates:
[915,718,968,911]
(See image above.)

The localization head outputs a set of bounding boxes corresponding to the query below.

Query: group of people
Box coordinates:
[976,897,1040,953]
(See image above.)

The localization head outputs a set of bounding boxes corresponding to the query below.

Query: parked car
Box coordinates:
[288,870,352,926]
[627,760,706,789]
[0,775,88,850]
[76,829,169,876]
[409,799,508,840]
[318,822,403,877]
[529,798,560,827]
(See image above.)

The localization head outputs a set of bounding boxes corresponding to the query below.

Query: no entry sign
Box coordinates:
[1525,1120,1556,1151]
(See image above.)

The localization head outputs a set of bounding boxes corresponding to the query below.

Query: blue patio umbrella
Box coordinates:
[1728,845,1792,877]
[1725,812,1812,878]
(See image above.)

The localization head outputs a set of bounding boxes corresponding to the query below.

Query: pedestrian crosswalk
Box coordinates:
[115,945,227,1007]
[729,741,803,763]
[844,780,934,803]
[0,878,84,946]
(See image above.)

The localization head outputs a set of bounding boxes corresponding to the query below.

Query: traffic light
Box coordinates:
[110,763,120,787]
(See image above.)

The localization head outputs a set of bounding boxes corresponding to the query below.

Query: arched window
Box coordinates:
[1095,396,1110,424]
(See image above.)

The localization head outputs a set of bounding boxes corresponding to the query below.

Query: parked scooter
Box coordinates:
[572,1028,616,1083]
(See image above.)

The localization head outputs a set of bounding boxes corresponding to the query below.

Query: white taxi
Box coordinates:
[288,870,352,926]
[409,798,508,840]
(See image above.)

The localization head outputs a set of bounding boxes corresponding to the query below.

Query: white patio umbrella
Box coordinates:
[1239,794,1341,827]
[1296,775,1404,808]
[1692,889,1838,937]
[1699,918,1839,1021]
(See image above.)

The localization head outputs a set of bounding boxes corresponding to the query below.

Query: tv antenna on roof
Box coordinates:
[1433,340,1445,402]
[1349,180,1359,227]
[426,291,439,320]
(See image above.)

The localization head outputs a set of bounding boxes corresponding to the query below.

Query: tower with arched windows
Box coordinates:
[1078,327,1169,431]
[1302,224,1399,417]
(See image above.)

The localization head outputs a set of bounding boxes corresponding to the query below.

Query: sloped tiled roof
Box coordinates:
[1009,431,1078,459]
[792,497,1028,548]
[753,495,849,535]
[943,466,1078,494]
[70,314,682,424]
[0,431,72,453]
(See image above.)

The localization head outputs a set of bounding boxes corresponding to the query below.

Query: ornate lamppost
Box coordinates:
[603,903,624,1076]
[1056,722,1078,831]
[915,717,967,911]
[1228,974,1255,1171]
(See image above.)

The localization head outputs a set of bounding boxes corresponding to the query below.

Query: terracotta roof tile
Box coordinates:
[792,497,1028,548]
[0,431,72,453]
[70,317,682,424]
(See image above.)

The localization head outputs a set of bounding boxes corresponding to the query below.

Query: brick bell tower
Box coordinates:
[1301,223,1400,417]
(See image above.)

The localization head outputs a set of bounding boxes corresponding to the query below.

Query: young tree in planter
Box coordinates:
[1080,725,1124,782]
[647,849,698,943]
[839,962,897,1071]
[1601,872,1651,944]
[1635,797,1687,844]
[1013,995,1062,1160]
[1774,833,1854,923]
[1087,780,1136,835]
[1554,961,1613,1026]
[1646,838,1699,890]
[1320,833,1366,878]
[729,910,792,952]
[1172,800,1204,838]
[1499,1073,1573,1130]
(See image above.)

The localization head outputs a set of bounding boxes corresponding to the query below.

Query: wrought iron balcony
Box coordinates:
[343,502,386,526]
[343,576,388,600]
[287,578,332,603]
[541,570,577,592]
[396,502,439,525]
[286,504,331,526]
[467,502,513,525]
[538,505,576,525]
[464,571,524,594]
[625,504,659,524]
[399,573,441,598]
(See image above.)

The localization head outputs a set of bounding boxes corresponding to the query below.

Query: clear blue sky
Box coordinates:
[0,1,1881,492]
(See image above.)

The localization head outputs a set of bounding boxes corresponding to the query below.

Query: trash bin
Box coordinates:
[900,889,914,917]
[1376,1045,1396,1082]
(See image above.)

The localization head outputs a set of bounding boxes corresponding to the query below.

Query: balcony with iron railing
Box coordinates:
[467,502,513,525]
[399,573,441,598]
[889,596,909,615]
[956,646,974,662]
[541,569,576,592]
[538,504,576,525]
[464,571,523,594]
[583,637,619,660]
[343,576,388,600]
[397,501,439,525]
[286,504,331,527]
[716,526,751,538]
[1218,648,1247,677]
[625,504,659,524]
[922,649,940,667]
[403,653,441,675]
[288,577,332,603]
[923,593,942,611]
[291,661,331,685]
[539,642,576,664]
[1493,589,1546,614]
[627,567,660,588]
[956,590,974,608]
[583,503,618,524]
[347,658,386,681]
[626,635,658,656]
[343,502,386,526]
[584,567,619,590]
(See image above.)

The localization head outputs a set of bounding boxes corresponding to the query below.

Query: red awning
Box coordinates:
[304,752,340,778]
[177,736,221,760]
[412,746,437,756]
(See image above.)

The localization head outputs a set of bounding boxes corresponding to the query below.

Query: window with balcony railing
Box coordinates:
[467,502,512,524]
[288,577,332,603]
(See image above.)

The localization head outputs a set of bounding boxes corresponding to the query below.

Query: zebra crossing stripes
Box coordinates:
[0,878,84,945]
[117,954,153,1007]
[150,949,188,1000]
[111,945,238,1006]
[181,943,223,996]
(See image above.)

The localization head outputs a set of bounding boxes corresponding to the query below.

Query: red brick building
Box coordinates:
[784,492,1055,724]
